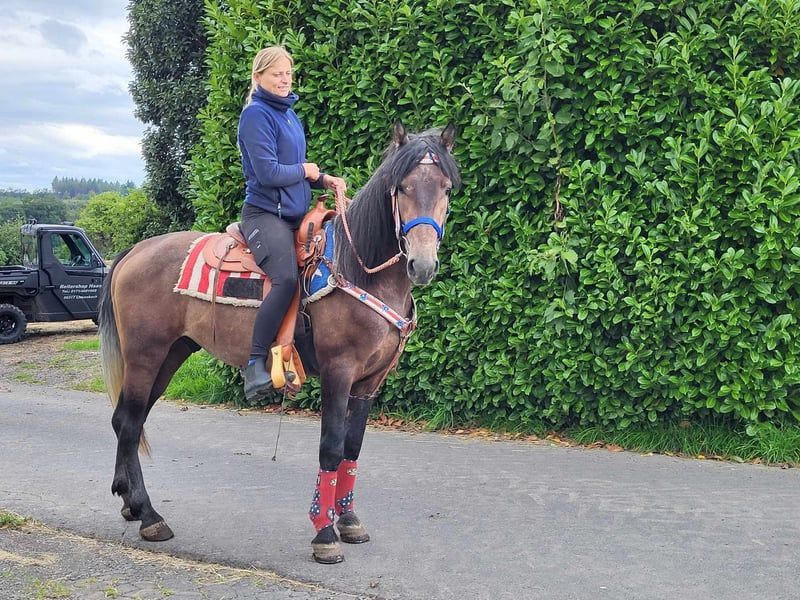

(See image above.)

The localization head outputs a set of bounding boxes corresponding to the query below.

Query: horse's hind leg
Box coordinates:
[112,374,174,541]
[335,394,373,544]
[117,338,198,525]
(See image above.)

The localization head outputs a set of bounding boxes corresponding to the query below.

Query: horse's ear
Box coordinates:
[393,121,409,147]
[440,123,457,153]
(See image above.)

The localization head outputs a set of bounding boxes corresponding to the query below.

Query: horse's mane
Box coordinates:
[334,128,461,287]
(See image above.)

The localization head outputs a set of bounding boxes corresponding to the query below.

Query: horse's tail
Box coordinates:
[98,248,151,457]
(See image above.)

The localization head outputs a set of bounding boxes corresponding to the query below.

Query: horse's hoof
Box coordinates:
[120,506,137,522]
[337,513,370,544]
[140,520,174,542]
[312,541,344,564]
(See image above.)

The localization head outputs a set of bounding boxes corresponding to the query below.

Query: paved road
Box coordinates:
[1,381,799,599]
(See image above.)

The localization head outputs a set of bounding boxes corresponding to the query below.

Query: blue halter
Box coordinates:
[401,216,444,240]
[396,151,448,242]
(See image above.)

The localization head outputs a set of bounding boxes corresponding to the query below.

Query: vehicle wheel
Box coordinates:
[0,303,27,344]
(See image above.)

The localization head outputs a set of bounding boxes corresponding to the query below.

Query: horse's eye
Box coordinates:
[445,187,452,197]
[397,185,405,195]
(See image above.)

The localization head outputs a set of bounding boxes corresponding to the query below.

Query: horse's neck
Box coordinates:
[350,260,413,316]
[367,263,413,310]
[334,214,413,311]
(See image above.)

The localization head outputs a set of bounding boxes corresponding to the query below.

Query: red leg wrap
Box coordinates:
[309,469,337,532]
[335,460,358,515]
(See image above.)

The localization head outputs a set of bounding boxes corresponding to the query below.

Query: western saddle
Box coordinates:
[202,200,336,393]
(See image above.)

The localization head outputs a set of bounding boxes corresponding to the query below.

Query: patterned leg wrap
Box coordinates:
[309,469,337,532]
[335,460,358,515]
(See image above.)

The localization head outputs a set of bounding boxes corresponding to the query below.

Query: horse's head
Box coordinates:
[336,122,460,288]
[388,121,459,286]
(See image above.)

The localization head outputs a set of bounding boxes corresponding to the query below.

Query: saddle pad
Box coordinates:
[303,221,336,305]
[174,234,267,307]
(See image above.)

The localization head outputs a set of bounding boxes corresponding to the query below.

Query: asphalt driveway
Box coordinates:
[1,381,798,599]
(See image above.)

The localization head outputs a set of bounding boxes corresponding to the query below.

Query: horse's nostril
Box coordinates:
[434,260,440,273]
[407,259,415,274]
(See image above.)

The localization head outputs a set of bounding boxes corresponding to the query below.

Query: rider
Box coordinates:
[238,46,346,401]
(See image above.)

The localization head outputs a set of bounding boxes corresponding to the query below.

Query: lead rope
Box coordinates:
[335,193,403,274]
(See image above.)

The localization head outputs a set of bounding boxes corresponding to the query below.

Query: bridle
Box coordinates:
[334,150,449,275]
[325,149,452,395]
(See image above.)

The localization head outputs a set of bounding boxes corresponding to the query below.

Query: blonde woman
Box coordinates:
[238,46,346,401]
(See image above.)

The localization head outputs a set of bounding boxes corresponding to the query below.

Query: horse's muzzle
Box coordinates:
[407,258,440,286]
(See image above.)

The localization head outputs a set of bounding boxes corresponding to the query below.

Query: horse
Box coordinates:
[98,121,460,564]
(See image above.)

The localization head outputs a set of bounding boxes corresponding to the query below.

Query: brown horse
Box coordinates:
[98,122,460,563]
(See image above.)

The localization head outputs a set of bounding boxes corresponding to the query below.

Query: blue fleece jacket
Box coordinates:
[238,87,324,220]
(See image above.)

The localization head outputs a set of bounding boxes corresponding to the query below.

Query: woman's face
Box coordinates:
[256,57,293,97]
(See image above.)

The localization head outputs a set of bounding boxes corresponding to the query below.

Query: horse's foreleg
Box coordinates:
[309,366,353,564]
[111,362,174,542]
[335,394,373,544]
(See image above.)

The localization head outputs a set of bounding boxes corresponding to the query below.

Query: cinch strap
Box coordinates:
[401,216,443,241]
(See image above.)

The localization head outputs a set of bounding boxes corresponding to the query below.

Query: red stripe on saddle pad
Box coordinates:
[198,261,211,293]
[177,234,209,290]
[217,269,231,291]
[173,234,268,306]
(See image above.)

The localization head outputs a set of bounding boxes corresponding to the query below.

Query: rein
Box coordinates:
[335,193,402,274]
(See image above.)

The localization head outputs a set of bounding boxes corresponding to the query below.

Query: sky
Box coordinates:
[0,0,146,191]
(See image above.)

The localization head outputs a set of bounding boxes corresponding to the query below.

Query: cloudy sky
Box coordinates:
[0,0,145,191]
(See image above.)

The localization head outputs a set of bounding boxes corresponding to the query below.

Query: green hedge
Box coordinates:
[189,0,800,429]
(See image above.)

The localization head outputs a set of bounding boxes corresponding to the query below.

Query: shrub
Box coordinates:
[76,190,165,256]
[189,0,800,430]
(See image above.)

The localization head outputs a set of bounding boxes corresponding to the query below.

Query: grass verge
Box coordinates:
[11,372,38,384]
[378,405,800,467]
[73,377,105,393]
[63,339,100,351]
[164,351,239,405]
[565,420,800,465]
[0,510,28,529]
[30,578,71,599]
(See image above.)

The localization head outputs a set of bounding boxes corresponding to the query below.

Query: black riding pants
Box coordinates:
[240,204,299,359]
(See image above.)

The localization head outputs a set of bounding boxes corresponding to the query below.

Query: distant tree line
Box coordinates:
[0,191,70,224]
[0,184,134,225]
[0,185,164,262]
[51,177,136,198]
[0,189,84,264]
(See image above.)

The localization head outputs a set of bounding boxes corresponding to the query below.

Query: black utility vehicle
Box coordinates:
[0,223,107,343]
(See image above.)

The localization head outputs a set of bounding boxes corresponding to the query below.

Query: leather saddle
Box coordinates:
[202,199,336,280]
[201,199,336,392]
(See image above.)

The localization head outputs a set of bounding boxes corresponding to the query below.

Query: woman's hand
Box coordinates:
[324,175,347,200]
[303,162,320,181]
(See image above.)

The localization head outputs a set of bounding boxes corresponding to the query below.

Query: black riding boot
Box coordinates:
[243,357,272,401]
